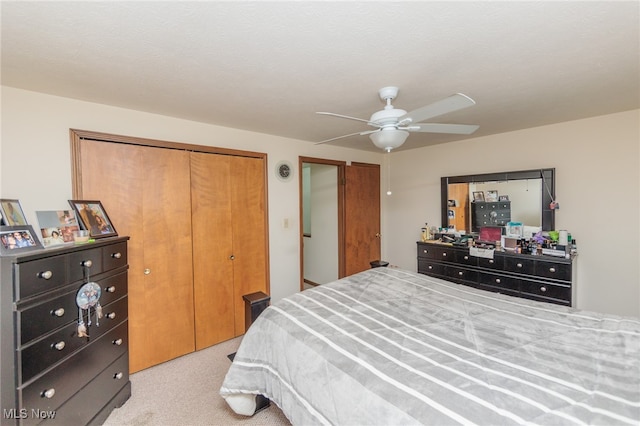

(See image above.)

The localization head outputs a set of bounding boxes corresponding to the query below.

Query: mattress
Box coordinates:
[220,267,640,425]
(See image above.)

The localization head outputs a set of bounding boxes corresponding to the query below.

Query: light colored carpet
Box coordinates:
[103,336,291,426]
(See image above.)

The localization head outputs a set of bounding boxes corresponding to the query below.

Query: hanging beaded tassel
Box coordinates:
[78,307,88,337]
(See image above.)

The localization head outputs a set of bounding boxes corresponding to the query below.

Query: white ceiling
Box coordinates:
[2,1,638,153]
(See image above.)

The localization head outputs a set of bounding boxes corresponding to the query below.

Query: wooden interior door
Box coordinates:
[76,141,195,372]
[191,153,235,350]
[141,147,195,368]
[447,183,470,232]
[229,155,268,334]
[344,163,381,276]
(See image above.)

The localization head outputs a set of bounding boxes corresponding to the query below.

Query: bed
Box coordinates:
[220,267,640,425]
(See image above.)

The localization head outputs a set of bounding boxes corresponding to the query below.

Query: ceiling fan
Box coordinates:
[316,87,479,151]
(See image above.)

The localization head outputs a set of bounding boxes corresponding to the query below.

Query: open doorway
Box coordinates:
[300,158,344,290]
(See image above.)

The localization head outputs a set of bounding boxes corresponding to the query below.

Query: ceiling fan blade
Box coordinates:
[316,111,378,126]
[398,93,476,126]
[405,123,480,134]
[314,129,378,145]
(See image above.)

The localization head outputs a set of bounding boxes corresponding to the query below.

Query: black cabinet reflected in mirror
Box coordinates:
[441,168,555,233]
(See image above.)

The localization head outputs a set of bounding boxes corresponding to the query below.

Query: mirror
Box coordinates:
[441,168,555,233]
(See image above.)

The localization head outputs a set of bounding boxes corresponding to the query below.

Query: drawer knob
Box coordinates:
[82,260,93,268]
[113,338,123,346]
[106,286,116,293]
[442,253,447,257]
[107,312,116,320]
[428,265,433,270]
[464,256,469,260]
[495,278,501,283]
[51,308,65,317]
[458,271,463,276]
[144,268,151,275]
[540,286,547,292]
[38,270,53,280]
[423,249,428,254]
[42,388,56,399]
[111,252,122,259]
[549,267,556,273]
[52,341,66,351]
[114,372,124,380]
[489,259,494,264]
[517,263,523,268]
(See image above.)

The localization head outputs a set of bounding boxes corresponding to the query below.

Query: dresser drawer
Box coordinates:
[102,241,128,271]
[454,250,477,267]
[418,260,444,276]
[19,322,87,383]
[535,260,571,281]
[44,353,129,426]
[15,255,68,300]
[478,256,504,270]
[520,281,571,304]
[99,271,128,306]
[417,244,436,259]
[91,296,129,341]
[444,265,478,283]
[68,247,103,284]
[478,272,519,293]
[19,321,128,415]
[18,289,78,345]
[504,257,534,275]
[434,247,456,263]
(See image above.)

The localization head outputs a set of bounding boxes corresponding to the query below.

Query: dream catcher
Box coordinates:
[75,263,103,337]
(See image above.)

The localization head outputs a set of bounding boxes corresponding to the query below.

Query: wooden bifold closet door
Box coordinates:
[191,153,268,349]
[73,133,269,373]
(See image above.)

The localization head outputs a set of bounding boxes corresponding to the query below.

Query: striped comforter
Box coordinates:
[220,268,640,425]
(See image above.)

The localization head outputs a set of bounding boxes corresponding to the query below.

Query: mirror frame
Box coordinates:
[441,168,556,232]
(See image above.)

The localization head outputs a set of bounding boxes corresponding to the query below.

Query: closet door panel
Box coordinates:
[78,141,147,372]
[190,153,235,350]
[230,156,268,334]
[142,147,195,366]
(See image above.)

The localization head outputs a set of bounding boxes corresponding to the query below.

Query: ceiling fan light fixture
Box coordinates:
[369,129,409,151]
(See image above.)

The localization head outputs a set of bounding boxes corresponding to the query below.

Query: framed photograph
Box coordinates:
[36,210,80,246]
[1,225,43,255]
[68,200,118,239]
[472,191,485,202]
[498,195,510,201]
[486,190,499,202]
[0,199,28,226]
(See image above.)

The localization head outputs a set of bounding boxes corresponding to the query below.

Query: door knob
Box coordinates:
[375,233,381,238]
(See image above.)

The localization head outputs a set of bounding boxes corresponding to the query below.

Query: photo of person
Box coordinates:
[69,200,117,238]
[0,226,43,254]
[0,200,28,226]
[36,210,80,244]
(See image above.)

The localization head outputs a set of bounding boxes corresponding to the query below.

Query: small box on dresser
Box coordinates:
[1,237,130,425]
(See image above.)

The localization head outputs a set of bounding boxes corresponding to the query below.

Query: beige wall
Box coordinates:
[2,86,638,317]
[382,109,640,318]
[0,86,381,303]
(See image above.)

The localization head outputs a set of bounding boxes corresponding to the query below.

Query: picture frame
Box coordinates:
[1,225,43,255]
[499,195,510,201]
[68,200,118,239]
[472,191,485,202]
[485,190,499,202]
[36,210,80,246]
[0,199,28,226]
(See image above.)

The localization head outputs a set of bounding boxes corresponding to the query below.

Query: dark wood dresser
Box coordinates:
[471,201,511,232]
[1,237,130,425]
[417,241,576,306]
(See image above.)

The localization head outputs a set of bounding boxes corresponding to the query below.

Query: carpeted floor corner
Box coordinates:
[102,336,290,426]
